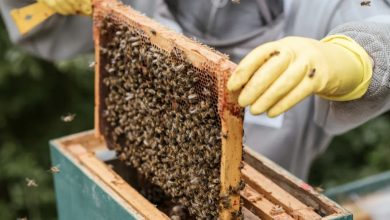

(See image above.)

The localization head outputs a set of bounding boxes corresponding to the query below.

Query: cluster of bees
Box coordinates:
[99,17,227,219]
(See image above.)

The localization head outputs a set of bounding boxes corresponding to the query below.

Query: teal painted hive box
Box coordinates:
[50,131,353,220]
[325,171,390,220]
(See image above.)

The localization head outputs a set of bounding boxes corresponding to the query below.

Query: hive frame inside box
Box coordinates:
[50,131,352,220]
[93,0,243,218]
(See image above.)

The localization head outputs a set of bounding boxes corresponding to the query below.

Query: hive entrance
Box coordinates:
[94,1,243,219]
[107,159,192,219]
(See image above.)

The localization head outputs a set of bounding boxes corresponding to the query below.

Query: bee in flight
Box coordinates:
[361,0,371,6]
[61,113,76,122]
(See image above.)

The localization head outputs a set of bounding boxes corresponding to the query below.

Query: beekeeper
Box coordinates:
[1,0,389,180]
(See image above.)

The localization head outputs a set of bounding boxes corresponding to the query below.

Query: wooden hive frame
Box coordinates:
[92,0,243,218]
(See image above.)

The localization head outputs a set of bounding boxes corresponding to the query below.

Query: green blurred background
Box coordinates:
[0,19,389,219]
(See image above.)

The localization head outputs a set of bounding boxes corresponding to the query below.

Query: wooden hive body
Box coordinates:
[50,131,352,220]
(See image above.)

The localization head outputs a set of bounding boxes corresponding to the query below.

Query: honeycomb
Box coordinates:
[98,16,226,219]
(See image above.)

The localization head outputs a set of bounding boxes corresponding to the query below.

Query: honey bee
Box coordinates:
[360,0,371,6]
[308,68,316,78]
[131,41,141,47]
[128,36,140,43]
[48,165,60,174]
[231,210,242,219]
[270,205,285,216]
[220,195,231,209]
[61,113,76,122]
[118,152,126,161]
[170,215,181,220]
[222,131,228,139]
[174,64,185,72]
[314,186,324,193]
[202,87,211,96]
[25,178,38,187]
[88,61,96,68]
[269,50,280,57]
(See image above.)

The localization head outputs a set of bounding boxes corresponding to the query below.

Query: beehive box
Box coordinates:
[50,131,352,220]
[93,0,243,218]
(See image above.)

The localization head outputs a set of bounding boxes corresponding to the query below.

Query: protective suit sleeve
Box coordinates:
[315,19,390,135]
[0,0,94,61]
[0,0,156,61]
[153,0,183,33]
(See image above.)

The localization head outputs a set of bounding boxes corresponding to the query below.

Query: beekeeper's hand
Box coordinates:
[37,0,92,16]
[227,35,373,117]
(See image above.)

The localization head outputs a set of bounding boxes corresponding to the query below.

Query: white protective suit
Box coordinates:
[1,0,389,179]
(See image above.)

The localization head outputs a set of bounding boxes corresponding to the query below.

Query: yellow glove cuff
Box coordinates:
[320,35,373,101]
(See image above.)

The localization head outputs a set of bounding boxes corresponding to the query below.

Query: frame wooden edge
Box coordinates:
[217,42,242,218]
[93,28,101,138]
[50,130,104,151]
[93,0,235,73]
[93,0,103,138]
[220,109,243,219]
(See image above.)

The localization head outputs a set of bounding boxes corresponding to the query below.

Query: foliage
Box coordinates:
[0,18,389,220]
[0,20,94,220]
[309,113,390,189]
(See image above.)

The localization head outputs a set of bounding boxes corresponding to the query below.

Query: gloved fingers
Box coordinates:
[227,43,278,92]
[249,60,308,114]
[51,0,76,15]
[265,78,314,117]
[66,0,81,14]
[39,0,58,12]
[80,6,92,16]
[238,51,290,106]
[68,0,92,15]
[80,0,93,16]
[37,0,72,15]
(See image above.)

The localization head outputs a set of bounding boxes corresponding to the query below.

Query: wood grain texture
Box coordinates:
[243,146,351,219]
[93,4,102,139]
[242,163,322,220]
[219,110,243,218]
[242,185,294,220]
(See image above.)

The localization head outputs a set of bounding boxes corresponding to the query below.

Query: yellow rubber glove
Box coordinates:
[227,35,373,117]
[37,0,92,16]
